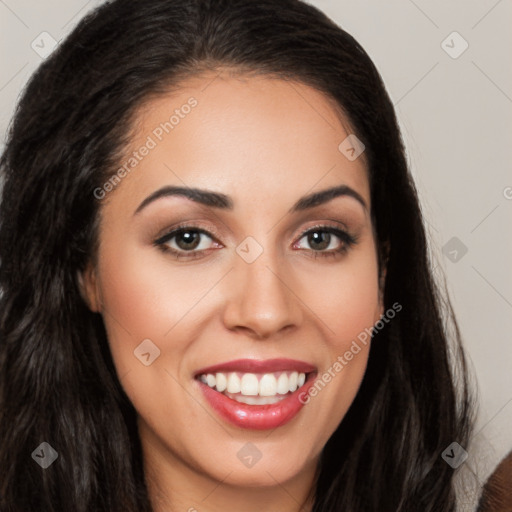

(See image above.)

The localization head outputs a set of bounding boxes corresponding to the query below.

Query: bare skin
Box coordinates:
[81,69,386,511]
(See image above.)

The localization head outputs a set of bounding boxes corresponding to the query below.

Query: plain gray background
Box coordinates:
[1,1,511,508]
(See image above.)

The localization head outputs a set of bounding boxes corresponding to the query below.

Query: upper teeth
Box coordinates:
[199,371,307,397]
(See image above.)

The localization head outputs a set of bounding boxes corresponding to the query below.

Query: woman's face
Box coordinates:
[83,71,384,501]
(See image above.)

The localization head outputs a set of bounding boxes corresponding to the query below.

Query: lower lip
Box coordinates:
[197,376,316,430]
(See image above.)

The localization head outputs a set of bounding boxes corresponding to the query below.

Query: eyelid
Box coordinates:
[153,220,358,258]
[154,220,350,243]
[293,223,357,250]
[295,220,350,237]
[154,221,224,246]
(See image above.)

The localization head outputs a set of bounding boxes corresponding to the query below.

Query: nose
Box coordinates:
[221,248,303,340]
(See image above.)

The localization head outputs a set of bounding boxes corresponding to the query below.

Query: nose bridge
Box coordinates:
[222,236,302,337]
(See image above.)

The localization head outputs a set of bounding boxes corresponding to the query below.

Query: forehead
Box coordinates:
[104,71,370,215]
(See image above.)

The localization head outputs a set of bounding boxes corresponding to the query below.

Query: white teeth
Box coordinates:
[240,373,259,396]
[215,372,227,392]
[199,371,308,399]
[288,371,298,392]
[276,373,289,395]
[226,373,241,393]
[259,374,277,396]
[225,392,287,405]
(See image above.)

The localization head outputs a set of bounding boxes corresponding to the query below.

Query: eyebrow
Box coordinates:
[134,184,367,216]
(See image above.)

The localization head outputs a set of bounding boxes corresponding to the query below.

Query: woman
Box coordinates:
[0,0,474,510]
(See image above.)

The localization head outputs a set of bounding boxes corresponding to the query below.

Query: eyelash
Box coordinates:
[153,222,359,261]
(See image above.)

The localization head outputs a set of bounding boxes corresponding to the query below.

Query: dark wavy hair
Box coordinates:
[0,0,474,510]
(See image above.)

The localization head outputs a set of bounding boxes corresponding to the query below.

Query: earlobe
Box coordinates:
[379,271,386,313]
[378,241,389,316]
[377,265,387,320]
[77,264,100,312]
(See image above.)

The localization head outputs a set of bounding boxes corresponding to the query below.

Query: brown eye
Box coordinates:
[305,231,332,251]
[294,226,357,257]
[173,230,203,251]
[155,226,218,258]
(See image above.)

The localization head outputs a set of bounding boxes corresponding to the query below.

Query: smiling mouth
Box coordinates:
[193,358,318,429]
[196,370,314,405]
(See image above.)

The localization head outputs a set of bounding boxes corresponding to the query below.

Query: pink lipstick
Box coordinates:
[194,358,317,430]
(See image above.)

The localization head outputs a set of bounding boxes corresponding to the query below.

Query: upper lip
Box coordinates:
[195,358,317,376]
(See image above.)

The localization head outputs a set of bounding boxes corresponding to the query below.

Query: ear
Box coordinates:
[376,241,389,319]
[77,263,101,312]
[377,265,386,318]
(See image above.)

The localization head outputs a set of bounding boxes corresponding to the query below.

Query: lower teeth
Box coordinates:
[222,391,290,405]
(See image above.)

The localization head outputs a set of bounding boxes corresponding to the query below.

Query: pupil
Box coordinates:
[177,231,200,250]
[309,231,329,250]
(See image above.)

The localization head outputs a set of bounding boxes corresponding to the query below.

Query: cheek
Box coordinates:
[296,249,381,347]
[96,241,214,351]
[294,248,379,430]
[94,237,233,417]
[94,242,205,430]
